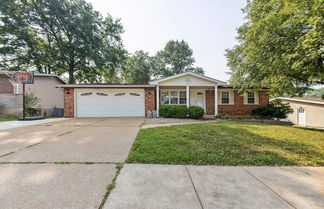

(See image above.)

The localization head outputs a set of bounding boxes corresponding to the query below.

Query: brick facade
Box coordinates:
[205,89,269,116]
[63,87,268,118]
[205,90,215,115]
[144,87,156,116]
[0,74,14,94]
[218,90,269,116]
[64,88,74,118]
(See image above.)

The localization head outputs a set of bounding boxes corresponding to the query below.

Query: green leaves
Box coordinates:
[0,0,125,84]
[226,0,324,97]
[152,40,204,77]
[122,50,152,84]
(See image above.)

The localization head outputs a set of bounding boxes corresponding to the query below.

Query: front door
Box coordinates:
[297,107,306,125]
[196,92,204,109]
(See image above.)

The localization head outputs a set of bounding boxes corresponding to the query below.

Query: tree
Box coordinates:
[0,0,125,84]
[304,87,324,98]
[122,50,152,84]
[252,100,293,121]
[153,40,204,77]
[226,0,324,97]
[0,0,58,73]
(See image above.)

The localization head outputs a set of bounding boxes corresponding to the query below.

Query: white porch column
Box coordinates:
[156,85,160,117]
[186,85,190,108]
[214,85,218,115]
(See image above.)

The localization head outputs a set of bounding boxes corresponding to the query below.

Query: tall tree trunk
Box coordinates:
[68,67,74,84]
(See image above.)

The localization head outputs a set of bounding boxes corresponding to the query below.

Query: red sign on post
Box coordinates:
[12,71,34,84]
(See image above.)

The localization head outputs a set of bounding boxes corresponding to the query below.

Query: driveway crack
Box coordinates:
[185,165,204,209]
[240,167,296,209]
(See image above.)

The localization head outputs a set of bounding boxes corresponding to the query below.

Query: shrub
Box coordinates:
[26,108,41,117]
[159,105,176,118]
[188,106,204,119]
[252,100,293,120]
[25,93,39,108]
[160,105,188,118]
[175,105,188,119]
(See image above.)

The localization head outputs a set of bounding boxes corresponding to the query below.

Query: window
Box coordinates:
[130,93,140,96]
[170,91,178,104]
[161,90,187,105]
[114,93,125,96]
[221,92,229,104]
[297,107,305,113]
[179,91,186,104]
[161,92,169,104]
[80,93,92,96]
[247,92,255,104]
[97,93,108,96]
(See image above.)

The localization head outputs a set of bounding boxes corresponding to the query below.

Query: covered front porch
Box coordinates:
[156,86,217,117]
[149,72,227,117]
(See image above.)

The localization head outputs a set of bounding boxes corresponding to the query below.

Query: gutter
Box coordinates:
[271,97,324,105]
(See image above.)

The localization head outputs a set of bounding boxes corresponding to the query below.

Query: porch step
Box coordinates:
[203,114,215,119]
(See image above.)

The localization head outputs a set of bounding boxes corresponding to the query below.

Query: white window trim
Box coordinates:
[218,89,234,105]
[221,91,230,105]
[161,90,187,105]
[247,92,255,104]
[243,91,260,105]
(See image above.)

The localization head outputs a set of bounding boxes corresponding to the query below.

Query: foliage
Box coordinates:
[25,108,41,116]
[159,105,176,118]
[25,93,39,108]
[0,115,19,122]
[174,105,188,119]
[122,50,152,84]
[252,100,293,120]
[24,92,40,116]
[0,0,126,84]
[188,106,204,119]
[304,87,324,98]
[126,121,324,166]
[226,0,324,97]
[159,105,190,119]
[152,40,204,77]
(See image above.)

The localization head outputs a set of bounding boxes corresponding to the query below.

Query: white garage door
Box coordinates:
[76,89,145,117]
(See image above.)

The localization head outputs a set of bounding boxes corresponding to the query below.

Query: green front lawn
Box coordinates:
[126,121,324,166]
[0,115,19,122]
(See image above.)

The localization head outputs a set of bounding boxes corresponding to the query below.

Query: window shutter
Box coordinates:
[243,93,248,105]
[229,90,234,104]
[254,91,259,104]
[217,91,221,104]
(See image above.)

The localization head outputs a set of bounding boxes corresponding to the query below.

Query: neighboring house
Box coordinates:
[59,72,269,118]
[0,72,65,116]
[272,97,324,128]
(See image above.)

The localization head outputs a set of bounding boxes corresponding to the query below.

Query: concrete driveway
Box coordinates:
[0,118,143,162]
[0,118,143,209]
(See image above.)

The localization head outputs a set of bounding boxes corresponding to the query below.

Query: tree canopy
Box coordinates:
[0,0,125,84]
[1,1,203,84]
[122,50,152,84]
[226,0,324,97]
[121,40,204,84]
[152,40,204,77]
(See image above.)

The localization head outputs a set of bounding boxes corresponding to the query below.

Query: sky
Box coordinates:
[87,0,247,82]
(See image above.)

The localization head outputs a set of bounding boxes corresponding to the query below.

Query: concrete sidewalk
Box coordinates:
[0,118,68,131]
[105,164,324,209]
